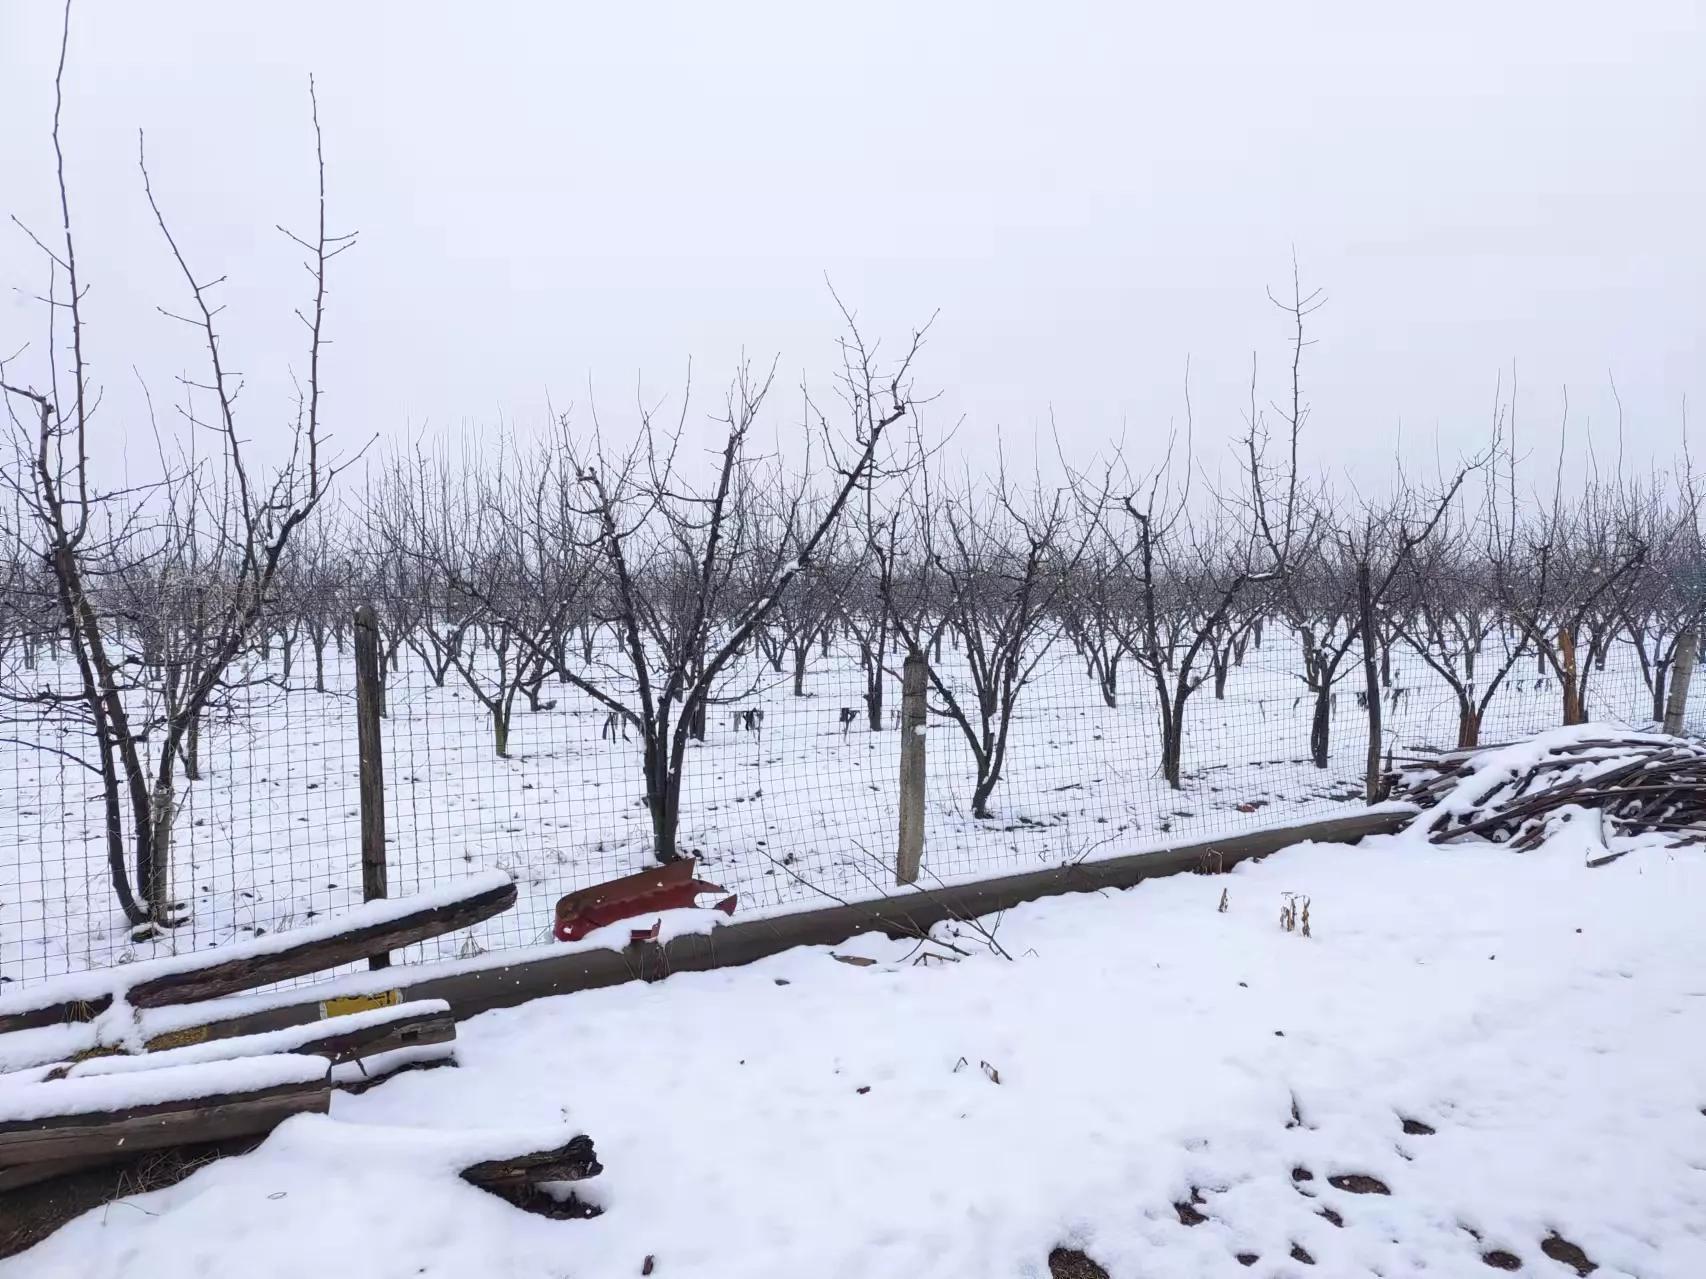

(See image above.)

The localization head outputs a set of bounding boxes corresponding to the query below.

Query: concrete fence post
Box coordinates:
[896,650,928,885]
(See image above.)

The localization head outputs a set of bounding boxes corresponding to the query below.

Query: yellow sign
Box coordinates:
[320,990,401,1019]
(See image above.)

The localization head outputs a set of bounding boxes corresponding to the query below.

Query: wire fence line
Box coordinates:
[1,603,1695,988]
[4,95,1698,995]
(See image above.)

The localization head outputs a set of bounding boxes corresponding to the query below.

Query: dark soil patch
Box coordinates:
[1401,1118,1436,1136]
[1047,1247,1110,1279]
[1540,1233,1596,1276]
[1482,1249,1522,1270]
[1236,1253,1260,1267]
[1291,1243,1316,1265]
[1318,1206,1344,1228]
[1291,1166,1314,1182]
[1328,1174,1390,1195]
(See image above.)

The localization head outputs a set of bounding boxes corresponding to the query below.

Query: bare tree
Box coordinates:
[450,310,929,861]
[1,14,356,927]
[891,467,1099,817]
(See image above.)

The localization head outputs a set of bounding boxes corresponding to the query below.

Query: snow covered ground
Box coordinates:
[8,820,1704,1278]
[1,632,1695,986]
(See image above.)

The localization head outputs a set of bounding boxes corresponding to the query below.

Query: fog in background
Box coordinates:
[2,0,1701,493]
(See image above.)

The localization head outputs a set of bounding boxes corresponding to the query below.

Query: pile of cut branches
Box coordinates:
[1389,729,1706,854]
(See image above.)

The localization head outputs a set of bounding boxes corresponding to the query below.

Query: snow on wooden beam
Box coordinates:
[0,873,514,1035]
[0,1054,330,1169]
[43,1000,455,1080]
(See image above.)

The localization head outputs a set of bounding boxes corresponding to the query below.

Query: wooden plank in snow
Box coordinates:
[0,1058,330,1168]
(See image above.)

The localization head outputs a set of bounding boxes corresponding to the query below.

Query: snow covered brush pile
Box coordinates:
[1389,725,1706,857]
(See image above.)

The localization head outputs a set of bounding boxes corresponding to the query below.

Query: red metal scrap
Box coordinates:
[553,857,737,942]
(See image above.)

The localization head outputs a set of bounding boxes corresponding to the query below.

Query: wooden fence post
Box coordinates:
[896,650,928,885]
[353,604,390,969]
[1663,628,1698,736]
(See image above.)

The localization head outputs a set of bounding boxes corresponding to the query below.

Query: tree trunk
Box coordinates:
[493,705,512,758]
[1559,627,1584,725]
[792,644,809,697]
[646,740,682,863]
[1211,649,1229,700]
[147,767,175,922]
[184,712,202,782]
[1357,562,1382,803]
[95,713,146,924]
[1161,680,1189,790]
[1456,702,1481,749]
[1310,685,1332,769]
[313,634,327,693]
[1652,666,1669,723]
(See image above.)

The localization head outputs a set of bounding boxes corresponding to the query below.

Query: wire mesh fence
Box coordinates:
[0,610,1697,989]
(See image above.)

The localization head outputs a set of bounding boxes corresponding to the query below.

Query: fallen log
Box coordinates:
[460,1135,602,1189]
[0,1054,330,1170]
[0,873,515,1034]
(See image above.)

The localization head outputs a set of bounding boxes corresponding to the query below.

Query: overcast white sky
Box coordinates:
[2,1,1701,493]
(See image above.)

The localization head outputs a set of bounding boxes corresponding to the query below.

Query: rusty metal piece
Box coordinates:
[553,858,737,942]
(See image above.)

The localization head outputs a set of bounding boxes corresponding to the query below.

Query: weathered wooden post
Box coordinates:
[353,604,390,969]
[896,650,928,885]
[1663,628,1698,736]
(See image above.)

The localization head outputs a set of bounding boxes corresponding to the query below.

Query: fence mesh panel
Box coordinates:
[0,613,1692,988]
